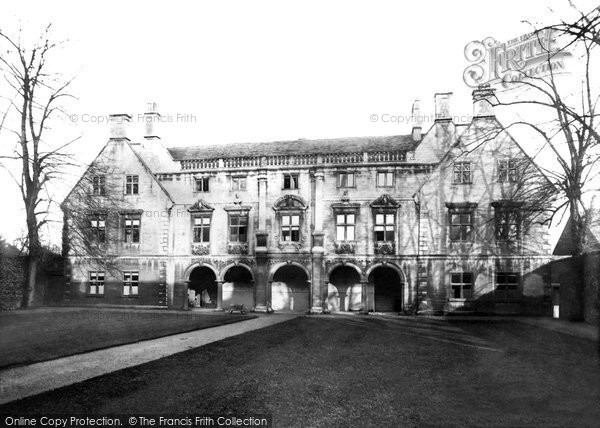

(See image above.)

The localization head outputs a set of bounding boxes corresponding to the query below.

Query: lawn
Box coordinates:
[1,316,599,427]
[0,308,255,368]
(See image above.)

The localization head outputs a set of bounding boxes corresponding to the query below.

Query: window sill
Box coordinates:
[448,298,471,302]
[121,295,139,298]
[86,294,105,297]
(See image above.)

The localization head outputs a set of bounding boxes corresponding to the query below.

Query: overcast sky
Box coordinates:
[0,0,596,245]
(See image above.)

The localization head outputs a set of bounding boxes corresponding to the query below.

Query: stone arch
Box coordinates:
[269,262,311,312]
[220,263,255,309]
[268,261,311,283]
[365,261,406,282]
[219,262,255,282]
[326,263,363,312]
[183,262,220,282]
[367,263,405,312]
[325,261,364,282]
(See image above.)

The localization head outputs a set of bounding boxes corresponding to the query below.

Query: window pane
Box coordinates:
[453,286,461,298]
[385,230,394,241]
[347,226,355,241]
[282,215,290,226]
[375,231,385,241]
[460,213,471,224]
[375,214,384,224]
[450,225,460,241]
[202,228,210,242]
[337,214,345,224]
[132,286,138,295]
[348,174,355,186]
[291,229,300,241]
[450,214,460,225]
[385,214,394,224]
[451,273,461,283]
[337,226,345,241]
[377,172,385,185]
[291,215,300,225]
[347,214,355,224]
[386,172,393,184]
[463,272,473,283]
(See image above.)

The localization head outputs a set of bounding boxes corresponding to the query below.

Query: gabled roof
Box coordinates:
[168,135,416,160]
[413,116,555,197]
[62,138,175,207]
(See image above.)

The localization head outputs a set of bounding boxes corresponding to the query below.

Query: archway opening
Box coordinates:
[223,266,254,309]
[369,266,403,312]
[189,266,217,308]
[271,265,310,312]
[328,266,361,312]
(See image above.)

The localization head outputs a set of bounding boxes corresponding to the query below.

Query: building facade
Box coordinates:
[62,87,557,314]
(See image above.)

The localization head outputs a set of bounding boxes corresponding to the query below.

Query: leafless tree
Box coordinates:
[0,24,77,307]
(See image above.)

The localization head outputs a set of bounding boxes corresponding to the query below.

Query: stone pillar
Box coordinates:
[360,280,369,314]
[254,170,269,312]
[310,249,324,313]
[310,170,326,313]
[216,280,224,310]
[313,170,325,232]
[254,256,269,312]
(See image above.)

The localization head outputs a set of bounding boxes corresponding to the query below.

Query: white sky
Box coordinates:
[0,0,597,245]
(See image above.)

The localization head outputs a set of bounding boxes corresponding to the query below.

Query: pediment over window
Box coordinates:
[273,195,308,211]
[370,194,400,209]
[331,191,361,213]
[188,199,214,213]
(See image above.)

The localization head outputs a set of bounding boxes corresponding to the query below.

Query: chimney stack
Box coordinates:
[472,84,496,118]
[434,92,453,121]
[411,98,422,141]
[109,114,132,140]
[144,102,161,139]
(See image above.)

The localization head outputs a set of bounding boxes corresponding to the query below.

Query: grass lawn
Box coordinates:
[0,308,255,368]
[1,316,599,427]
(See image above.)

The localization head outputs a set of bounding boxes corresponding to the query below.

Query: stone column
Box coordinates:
[216,280,224,310]
[254,170,269,312]
[360,280,369,314]
[254,256,269,312]
[310,170,326,313]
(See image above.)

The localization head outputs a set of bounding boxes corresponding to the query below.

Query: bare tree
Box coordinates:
[0,24,77,307]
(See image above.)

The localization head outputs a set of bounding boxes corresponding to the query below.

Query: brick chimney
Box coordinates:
[434,92,452,121]
[109,114,132,140]
[472,84,496,118]
[144,102,161,139]
[411,98,422,142]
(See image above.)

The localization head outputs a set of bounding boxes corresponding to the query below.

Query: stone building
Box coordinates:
[62,86,557,314]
